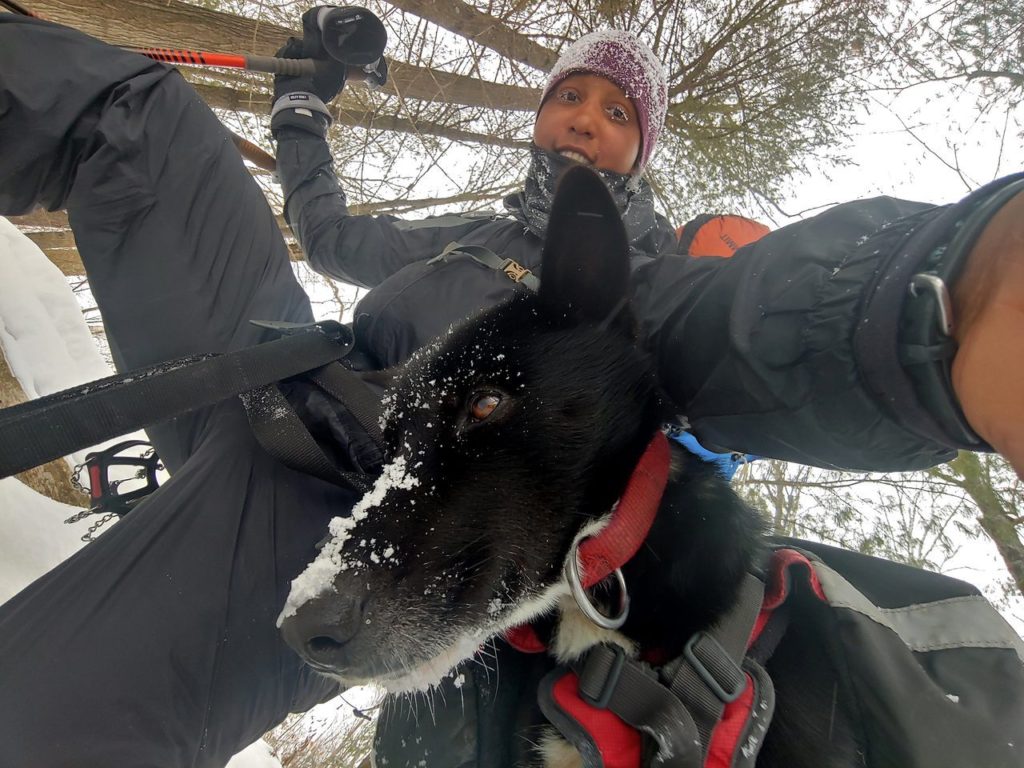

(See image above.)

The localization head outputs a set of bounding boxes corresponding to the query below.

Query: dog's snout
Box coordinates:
[280,593,367,671]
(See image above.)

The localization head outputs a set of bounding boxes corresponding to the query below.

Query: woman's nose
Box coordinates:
[569,105,598,136]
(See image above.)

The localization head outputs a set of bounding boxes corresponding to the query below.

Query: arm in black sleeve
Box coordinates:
[633,184,1021,472]
[0,16,314,470]
[274,127,490,287]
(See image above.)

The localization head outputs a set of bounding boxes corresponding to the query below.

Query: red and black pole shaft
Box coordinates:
[0,0,324,77]
[131,47,324,78]
[0,0,38,16]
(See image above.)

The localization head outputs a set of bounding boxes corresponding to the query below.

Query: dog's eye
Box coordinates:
[468,393,501,422]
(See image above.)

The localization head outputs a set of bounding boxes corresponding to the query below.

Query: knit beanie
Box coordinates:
[540,30,668,173]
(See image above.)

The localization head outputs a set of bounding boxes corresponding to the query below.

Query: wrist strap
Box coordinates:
[899,176,1024,447]
[271,91,332,123]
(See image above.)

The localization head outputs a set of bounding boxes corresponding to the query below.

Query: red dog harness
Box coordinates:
[519,552,827,768]
[502,432,829,768]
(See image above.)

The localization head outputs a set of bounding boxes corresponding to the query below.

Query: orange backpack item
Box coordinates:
[676,214,770,258]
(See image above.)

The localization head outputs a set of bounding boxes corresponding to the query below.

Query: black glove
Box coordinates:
[271,35,345,138]
[307,6,387,67]
[271,7,387,138]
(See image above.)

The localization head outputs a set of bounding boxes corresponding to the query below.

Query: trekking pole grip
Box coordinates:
[246,54,318,76]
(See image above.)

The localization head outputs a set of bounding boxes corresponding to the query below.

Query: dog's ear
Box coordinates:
[539,166,631,327]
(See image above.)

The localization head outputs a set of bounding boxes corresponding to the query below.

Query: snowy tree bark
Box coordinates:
[0,349,88,507]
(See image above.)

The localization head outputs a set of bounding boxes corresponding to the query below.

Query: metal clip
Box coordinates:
[908,273,954,337]
[564,538,630,630]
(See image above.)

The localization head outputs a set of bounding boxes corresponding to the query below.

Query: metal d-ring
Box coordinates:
[564,538,630,630]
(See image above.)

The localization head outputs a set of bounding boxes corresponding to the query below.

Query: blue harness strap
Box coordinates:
[671,432,757,481]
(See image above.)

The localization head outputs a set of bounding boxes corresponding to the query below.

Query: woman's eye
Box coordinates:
[558,88,581,103]
[607,105,629,123]
[468,393,501,422]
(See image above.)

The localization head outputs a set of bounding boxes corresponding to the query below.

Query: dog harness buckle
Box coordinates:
[578,644,628,709]
[683,631,746,703]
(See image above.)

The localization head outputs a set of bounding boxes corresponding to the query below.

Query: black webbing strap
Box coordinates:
[306,362,385,449]
[666,573,765,752]
[568,573,766,766]
[574,646,703,768]
[0,321,353,479]
[242,381,374,493]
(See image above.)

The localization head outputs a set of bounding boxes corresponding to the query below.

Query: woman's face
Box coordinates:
[532,73,642,176]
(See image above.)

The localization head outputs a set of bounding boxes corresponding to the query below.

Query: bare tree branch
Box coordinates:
[385,0,557,70]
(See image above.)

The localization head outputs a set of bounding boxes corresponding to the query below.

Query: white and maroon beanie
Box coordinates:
[540,30,668,173]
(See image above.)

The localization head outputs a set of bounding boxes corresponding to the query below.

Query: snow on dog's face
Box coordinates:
[278,167,663,692]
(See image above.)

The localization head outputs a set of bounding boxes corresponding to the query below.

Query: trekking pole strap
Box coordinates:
[0,322,353,479]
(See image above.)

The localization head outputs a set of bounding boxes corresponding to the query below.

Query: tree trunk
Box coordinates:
[0,349,89,507]
[9,180,519,275]
[946,452,1024,596]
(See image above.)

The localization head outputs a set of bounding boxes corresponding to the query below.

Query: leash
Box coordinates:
[0,320,383,494]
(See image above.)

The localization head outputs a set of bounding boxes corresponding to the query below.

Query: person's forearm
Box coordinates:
[633,195,962,472]
[951,189,1024,478]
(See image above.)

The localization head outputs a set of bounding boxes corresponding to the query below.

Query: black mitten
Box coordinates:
[271,7,386,138]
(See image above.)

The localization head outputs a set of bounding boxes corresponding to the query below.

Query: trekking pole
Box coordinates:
[128,48,390,172]
[1,0,282,171]
[0,0,36,15]
[0,1,388,173]
[125,48,386,174]
[129,47,382,81]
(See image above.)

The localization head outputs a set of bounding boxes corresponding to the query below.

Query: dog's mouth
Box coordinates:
[300,575,573,692]
[371,631,488,693]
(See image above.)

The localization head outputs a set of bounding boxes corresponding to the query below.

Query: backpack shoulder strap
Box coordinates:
[431,241,540,291]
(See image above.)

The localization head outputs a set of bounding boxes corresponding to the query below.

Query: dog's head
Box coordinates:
[279,167,665,691]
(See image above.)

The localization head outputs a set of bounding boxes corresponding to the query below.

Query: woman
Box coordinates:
[0,13,1020,768]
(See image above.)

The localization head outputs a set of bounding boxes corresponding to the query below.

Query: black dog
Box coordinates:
[279,167,859,767]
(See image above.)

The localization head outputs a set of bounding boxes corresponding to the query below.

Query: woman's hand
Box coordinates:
[951,190,1024,478]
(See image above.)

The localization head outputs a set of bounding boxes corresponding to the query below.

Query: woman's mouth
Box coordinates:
[558,149,593,166]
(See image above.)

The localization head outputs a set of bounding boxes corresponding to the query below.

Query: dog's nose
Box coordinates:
[279,593,366,671]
